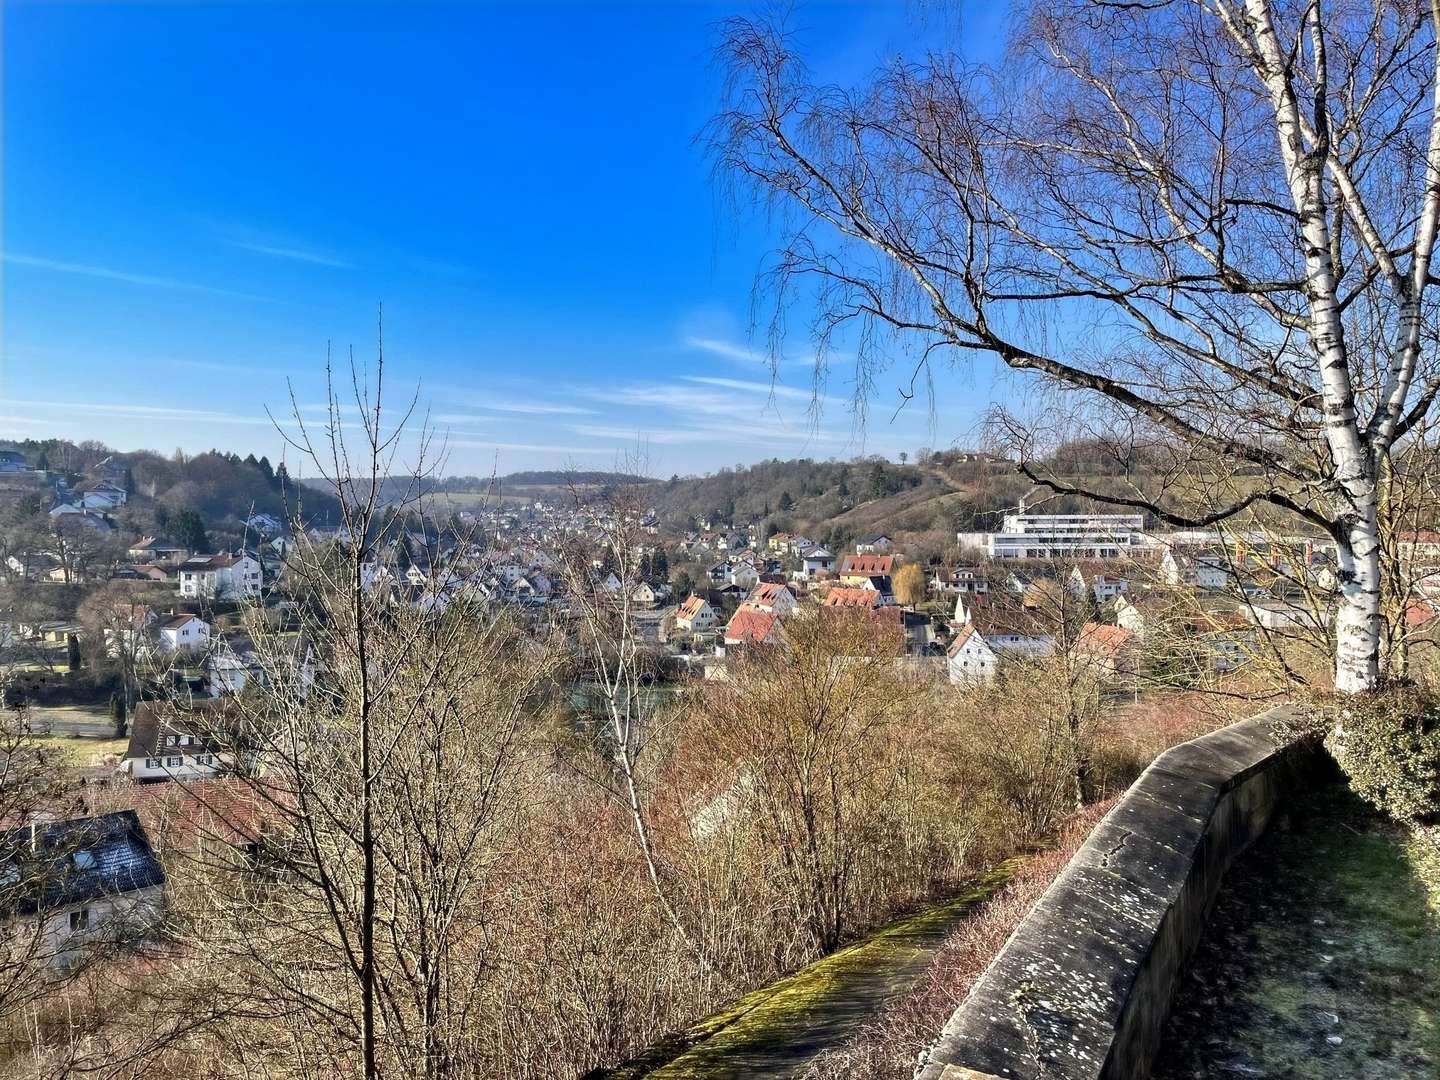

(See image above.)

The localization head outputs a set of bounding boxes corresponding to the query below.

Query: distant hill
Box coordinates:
[649,445,1169,553]
[0,438,340,540]
[456,470,654,490]
[298,469,657,508]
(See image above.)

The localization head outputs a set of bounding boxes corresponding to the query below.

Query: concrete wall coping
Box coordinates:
[918,706,1310,1080]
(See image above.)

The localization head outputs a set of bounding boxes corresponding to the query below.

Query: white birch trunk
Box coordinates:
[1334,503,1383,694]
[1246,0,1383,693]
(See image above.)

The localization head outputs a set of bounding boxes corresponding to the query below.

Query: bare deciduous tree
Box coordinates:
[715,0,1440,694]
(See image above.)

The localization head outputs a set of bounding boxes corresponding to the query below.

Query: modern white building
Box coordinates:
[985,513,1146,560]
[176,554,262,600]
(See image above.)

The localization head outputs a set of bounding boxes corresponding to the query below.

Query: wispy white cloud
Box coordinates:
[684,336,769,365]
[0,398,280,428]
[683,335,822,371]
[680,375,843,407]
[231,241,352,269]
[3,253,269,301]
[434,400,595,419]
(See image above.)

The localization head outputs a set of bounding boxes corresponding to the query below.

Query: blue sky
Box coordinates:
[1,1,1012,477]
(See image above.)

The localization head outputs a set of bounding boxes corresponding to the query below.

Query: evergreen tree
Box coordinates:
[123,465,136,494]
[66,633,82,673]
[868,461,888,499]
[778,491,794,512]
[34,450,49,472]
[110,693,128,739]
[257,455,276,482]
[173,509,211,553]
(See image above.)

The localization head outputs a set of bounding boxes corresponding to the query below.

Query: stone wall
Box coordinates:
[918,707,1320,1080]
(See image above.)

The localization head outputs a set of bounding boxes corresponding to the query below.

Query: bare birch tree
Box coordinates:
[714,0,1440,694]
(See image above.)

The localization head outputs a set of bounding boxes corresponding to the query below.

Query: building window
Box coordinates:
[145,757,161,769]
[69,908,89,932]
[166,756,182,767]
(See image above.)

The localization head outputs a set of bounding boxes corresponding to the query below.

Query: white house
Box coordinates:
[157,613,210,652]
[244,513,283,535]
[1160,547,1231,590]
[675,595,718,633]
[744,582,798,617]
[930,566,991,595]
[102,607,158,659]
[0,811,165,969]
[946,624,998,683]
[177,554,263,600]
[802,546,836,578]
[127,537,187,564]
[1069,565,1131,603]
[207,634,315,697]
[78,483,127,510]
[951,595,1054,658]
[856,534,894,554]
[122,702,236,782]
[728,563,761,591]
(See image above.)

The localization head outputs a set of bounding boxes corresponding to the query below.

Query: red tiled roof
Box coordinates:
[677,594,709,620]
[822,587,881,609]
[1074,622,1135,655]
[724,608,779,644]
[946,624,977,656]
[840,554,894,576]
[1406,596,1440,627]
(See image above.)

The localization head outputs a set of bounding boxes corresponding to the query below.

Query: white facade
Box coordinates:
[728,563,760,590]
[158,615,210,652]
[675,597,718,632]
[801,547,835,577]
[1160,549,1231,590]
[125,744,232,782]
[37,885,164,969]
[177,555,262,599]
[988,513,1146,560]
[947,628,998,684]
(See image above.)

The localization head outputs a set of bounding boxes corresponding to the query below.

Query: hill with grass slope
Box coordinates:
[649,447,1151,552]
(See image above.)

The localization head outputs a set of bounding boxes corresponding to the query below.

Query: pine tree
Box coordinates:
[110,693,128,738]
[66,633,82,673]
[173,509,210,553]
[778,491,794,512]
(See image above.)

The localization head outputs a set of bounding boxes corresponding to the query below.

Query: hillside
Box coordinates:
[0,438,341,541]
[297,469,658,512]
[648,448,1148,551]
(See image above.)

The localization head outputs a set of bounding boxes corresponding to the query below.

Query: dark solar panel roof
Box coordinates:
[0,810,166,914]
